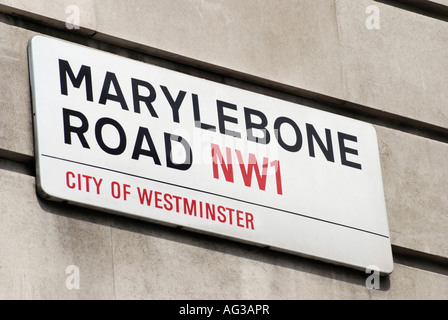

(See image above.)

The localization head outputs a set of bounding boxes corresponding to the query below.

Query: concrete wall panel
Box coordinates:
[0,0,96,34]
[336,0,448,129]
[376,126,448,259]
[92,0,345,100]
[0,20,36,160]
[0,169,114,299]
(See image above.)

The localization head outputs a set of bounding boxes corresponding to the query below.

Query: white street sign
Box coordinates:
[29,36,393,274]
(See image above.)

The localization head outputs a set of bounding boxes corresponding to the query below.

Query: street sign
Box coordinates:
[29,35,393,274]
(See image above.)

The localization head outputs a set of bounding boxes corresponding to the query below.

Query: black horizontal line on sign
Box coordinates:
[41,153,389,239]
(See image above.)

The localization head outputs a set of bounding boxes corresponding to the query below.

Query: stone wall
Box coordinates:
[0,0,447,299]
